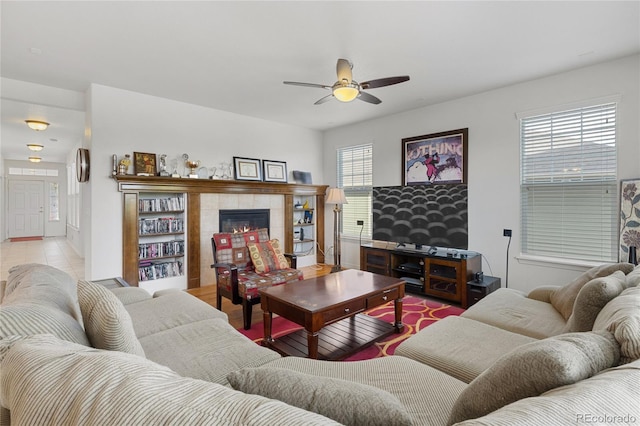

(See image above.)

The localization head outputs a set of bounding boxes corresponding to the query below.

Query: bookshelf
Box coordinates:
[292,198,316,267]
[115,176,328,289]
[137,194,186,286]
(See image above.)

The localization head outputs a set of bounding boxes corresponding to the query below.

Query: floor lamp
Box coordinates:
[326,187,348,273]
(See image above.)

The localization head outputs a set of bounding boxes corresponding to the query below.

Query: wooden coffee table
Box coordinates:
[260,269,405,360]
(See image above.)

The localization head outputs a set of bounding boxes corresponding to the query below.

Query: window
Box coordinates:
[520,102,617,262]
[49,182,59,221]
[337,144,373,238]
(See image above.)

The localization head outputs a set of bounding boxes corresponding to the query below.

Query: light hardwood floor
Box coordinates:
[187,264,333,330]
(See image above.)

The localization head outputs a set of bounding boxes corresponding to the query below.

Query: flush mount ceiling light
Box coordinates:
[25,120,49,131]
[27,144,44,152]
[29,156,42,163]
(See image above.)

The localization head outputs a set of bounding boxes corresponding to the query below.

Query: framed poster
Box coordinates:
[619,178,640,262]
[402,128,468,185]
[133,152,157,176]
[233,156,262,181]
[263,160,287,183]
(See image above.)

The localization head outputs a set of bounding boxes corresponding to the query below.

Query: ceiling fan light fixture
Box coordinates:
[25,120,50,131]
[27,144,44,152]
[29,156,42,163]
[333,83,359,102]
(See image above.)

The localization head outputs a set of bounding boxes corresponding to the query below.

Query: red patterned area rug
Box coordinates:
[238,295,464,361]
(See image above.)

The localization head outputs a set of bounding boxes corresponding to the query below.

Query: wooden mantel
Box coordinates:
[114,175,329,288]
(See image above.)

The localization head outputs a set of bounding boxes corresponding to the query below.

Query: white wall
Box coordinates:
[323,55,640,294]
[86,84,324,280]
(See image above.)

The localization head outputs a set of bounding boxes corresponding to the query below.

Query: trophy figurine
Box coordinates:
[159,154,170,177]
[186,159,200,178]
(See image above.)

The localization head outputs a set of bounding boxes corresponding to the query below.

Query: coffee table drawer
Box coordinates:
[367,287,399,307]
[323,299,366,323]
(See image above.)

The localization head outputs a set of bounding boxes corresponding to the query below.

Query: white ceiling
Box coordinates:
[2,1,639,163]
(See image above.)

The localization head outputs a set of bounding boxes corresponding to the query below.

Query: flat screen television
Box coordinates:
[372,184,468,250]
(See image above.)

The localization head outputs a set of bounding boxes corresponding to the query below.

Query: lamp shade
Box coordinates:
[333,84,359,102]
[326,187,348,205]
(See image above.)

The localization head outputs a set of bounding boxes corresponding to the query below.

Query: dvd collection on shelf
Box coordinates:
[139,217,184,235]
[139,196,184,212]
[138,240,185,260]
[138,260,184,282]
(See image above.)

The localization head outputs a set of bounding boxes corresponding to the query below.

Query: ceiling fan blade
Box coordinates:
[283,81,331,89]
[336,59,352,83]
[360,76,410,90]
[314,94,334,105]
[357,91,382,105]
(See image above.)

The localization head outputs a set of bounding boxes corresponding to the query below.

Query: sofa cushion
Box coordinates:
[0,264,89,346]
[549,262,634,320]
[223,268,303,300]
[248,239,290,273]
[454,358,640,426]
[395,316,536,383]
[462,288,566,338]
[0,334,338,425]
[124,290,228,338]
[593,285,640,364]
[138,318,281,386]
[263,355,467,426]
[4,263,84,323]
[77,280,145,356]
[564,270,627,333]
[448,331,620,425]
[228,367,413,426]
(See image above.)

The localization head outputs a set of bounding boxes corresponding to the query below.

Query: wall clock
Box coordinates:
[76,148,90,182]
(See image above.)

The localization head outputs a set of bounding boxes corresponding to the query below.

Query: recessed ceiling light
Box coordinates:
[25,120,49,131]
[27,144,44,152]
[29,47,42,55]
[29,156,42,163]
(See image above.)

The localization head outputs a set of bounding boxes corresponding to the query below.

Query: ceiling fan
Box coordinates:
[284,59,410,105]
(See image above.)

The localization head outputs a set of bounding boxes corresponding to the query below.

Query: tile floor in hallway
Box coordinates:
[1,236,84,281]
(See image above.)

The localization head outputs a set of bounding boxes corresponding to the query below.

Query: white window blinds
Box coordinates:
[337,144,373,238]
[520,102,617,262]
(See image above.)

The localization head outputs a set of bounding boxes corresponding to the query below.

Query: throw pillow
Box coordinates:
[76,280,145,357]
[625,265,640,288]
[247,239,290,273]
[550,263,634,320]
[564,271,626,332]
[593,285,640,364]
[227,367,413,426]
[447,331,620,425]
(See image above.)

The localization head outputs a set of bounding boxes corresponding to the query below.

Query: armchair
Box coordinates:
[211,228,303,329]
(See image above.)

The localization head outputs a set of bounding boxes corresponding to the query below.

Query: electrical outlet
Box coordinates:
[503,229,512,237]
[357,220,364,226]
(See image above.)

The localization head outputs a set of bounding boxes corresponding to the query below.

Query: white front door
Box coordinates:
[8,180,44,238]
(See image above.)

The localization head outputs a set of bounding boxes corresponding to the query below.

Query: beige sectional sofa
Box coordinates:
[1,263,639,425]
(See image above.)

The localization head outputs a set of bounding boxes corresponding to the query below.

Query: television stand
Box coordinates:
[360,243,482,308]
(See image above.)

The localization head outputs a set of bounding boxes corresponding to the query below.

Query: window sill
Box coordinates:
[516,254,612,272]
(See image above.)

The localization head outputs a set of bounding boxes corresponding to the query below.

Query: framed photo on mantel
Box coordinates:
[263,160,287,183]
[402,128,468,185]
[233,157,262,181]
[133,152,157,176]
